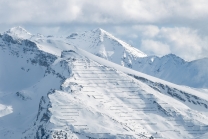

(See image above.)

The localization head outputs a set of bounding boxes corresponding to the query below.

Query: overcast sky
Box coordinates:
[0,0,208,61]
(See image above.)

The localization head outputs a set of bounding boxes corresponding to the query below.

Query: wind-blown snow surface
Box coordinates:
[65,29,208,88]
[0,27,208,139]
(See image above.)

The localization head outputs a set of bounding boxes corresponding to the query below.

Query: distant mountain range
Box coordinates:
[0,27,208,139]
[4,26,208,88]
[65,28,208,88]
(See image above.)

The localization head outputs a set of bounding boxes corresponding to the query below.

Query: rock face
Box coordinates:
[0,27,208,139]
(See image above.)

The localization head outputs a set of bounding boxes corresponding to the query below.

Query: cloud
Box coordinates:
[0,0,208,61]
[0,0,81,24]
[1,0,208,25]
[115,25,208,61]
[156,27,208,60]
[141,40,170,56]
[132,25,160,38]
[110,25,208,60]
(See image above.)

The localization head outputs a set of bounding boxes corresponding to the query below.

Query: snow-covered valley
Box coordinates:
[0,27,208,139]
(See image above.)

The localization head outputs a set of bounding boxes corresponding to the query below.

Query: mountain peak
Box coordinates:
[92,28,113,37]
[92,28,103,32]
[163,53,183,60]
[7,26,29,34]
[161,53,185,64]
[5,26,32,39]
[94,28,105,33]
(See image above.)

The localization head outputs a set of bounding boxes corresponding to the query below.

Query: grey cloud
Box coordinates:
[1,0,208,25]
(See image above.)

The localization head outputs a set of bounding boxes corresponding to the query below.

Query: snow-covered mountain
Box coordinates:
[65,29,208,88]
[66,28,147,68]
[5,26,32,40]
[4,27,208,88]
[0,27,208,139]
[134,54,208,88]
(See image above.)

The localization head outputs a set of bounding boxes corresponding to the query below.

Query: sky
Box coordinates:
[0,0,208,61]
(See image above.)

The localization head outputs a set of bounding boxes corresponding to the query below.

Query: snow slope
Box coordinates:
[66,28,147,68]
[65,28,208,88]
[5,27,208,88]
[5,26,32,40]
[0,28,208,139]
[0,30,59,138]
[134,54,208,88]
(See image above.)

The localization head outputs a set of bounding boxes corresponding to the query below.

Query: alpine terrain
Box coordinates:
[65,28,208,88]
[0,27,208,139]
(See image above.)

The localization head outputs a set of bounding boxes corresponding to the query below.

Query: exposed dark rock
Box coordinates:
[16,92,31,100]
[2,34,21,44]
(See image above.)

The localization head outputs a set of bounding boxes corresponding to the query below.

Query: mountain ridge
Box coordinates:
[135,54,208,88]
[0,29,208,139]
[66,27,147,67]
[64,28,208,88]
[5,26,32,40]
[2,26,208,88]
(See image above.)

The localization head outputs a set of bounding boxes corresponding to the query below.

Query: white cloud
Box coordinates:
[133,25,160,38]
[0,0,82,24]
[157,27,207,60]
[112,25,208,61]
[141,40,170,56]
[1,0,208,25]
[0,0,208,61]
